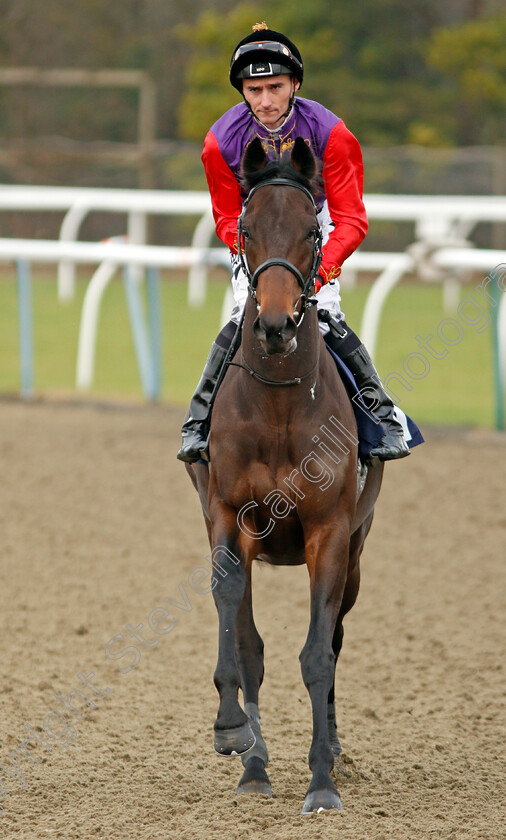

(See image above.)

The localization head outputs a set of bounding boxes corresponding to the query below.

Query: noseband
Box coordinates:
[237,177,323,321]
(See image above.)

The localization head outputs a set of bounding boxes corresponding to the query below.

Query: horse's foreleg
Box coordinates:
[299,526,351,814]
[235,564,271,796]
[328,620,344,759]
[212,534,255,757]
[327,515,372,763]
[327,554,361,760]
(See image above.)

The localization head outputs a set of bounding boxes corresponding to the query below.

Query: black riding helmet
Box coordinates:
[229,24,304,92]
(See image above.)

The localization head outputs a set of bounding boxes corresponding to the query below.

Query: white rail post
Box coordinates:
[491,264,506,430]
[360,254,413,361]
[146,266,162,400]
[123,264,155,399]
[76,261,119,390]
[16,260,34,399]
[499,282,506,390]
[128,210,147,283]
[58,203,90,302]
[188,210,216,307]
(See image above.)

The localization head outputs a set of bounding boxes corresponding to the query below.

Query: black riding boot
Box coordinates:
[177,322,235,463]
[323,316,410,462]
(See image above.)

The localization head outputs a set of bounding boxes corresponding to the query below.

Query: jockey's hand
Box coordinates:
[315,266,342,294]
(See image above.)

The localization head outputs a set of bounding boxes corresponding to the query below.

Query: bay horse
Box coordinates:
[186,136,384,814]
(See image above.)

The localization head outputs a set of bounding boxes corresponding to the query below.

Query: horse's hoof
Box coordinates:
[237,778,272,797]
[302,787,343,814]
[214,721,256,757]
[237,756,272,797]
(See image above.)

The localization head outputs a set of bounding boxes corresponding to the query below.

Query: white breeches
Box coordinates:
[228,201,343,336]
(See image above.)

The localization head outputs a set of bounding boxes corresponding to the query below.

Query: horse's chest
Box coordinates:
[226,461,293,509]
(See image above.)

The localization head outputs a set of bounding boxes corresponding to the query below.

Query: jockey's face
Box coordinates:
[242,74,300,129]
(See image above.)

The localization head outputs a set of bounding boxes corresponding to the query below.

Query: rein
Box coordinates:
[229,351,319,387]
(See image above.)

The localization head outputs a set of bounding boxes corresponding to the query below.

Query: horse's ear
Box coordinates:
[242,138,268,182]
[290,137,316,182]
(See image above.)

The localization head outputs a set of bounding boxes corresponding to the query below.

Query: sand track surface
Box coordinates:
[0,400,504,840]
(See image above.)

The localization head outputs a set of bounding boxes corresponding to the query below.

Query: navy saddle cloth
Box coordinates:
[325,344,424,462]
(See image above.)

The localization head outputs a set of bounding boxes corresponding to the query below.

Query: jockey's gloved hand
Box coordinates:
[315,266,342,294]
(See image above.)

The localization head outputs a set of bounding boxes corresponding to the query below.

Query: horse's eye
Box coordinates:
[306,228,317,240]
[243,230,251,240]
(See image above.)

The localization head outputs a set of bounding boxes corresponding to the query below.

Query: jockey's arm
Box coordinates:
[318,121,369,286]
[201,131,243,254]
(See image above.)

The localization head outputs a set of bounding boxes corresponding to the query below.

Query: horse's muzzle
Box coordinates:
[253,313,297,355]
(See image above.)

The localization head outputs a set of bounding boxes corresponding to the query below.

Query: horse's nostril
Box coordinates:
[255,314,297,349]
[283,316,297,340]
[253,316,266,340]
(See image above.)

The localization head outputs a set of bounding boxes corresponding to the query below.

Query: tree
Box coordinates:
[427,12,506,144]
[177,0,505,146]
[177,0,449,145]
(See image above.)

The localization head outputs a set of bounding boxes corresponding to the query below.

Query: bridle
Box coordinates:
[229,176,323,387]
[237,177,323,325]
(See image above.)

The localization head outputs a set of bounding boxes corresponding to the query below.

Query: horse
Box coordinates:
[185,136,384,814]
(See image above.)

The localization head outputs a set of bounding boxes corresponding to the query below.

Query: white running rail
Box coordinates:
[1,187,506,304]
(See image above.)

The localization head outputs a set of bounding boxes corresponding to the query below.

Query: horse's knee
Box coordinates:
[299,645,335,690]
[212,558,246,607]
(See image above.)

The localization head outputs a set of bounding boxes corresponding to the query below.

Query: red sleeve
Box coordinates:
[201,131,243,253]
[319,121,368,282]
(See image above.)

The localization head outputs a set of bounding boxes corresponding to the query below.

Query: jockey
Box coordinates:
[177,22,410,464]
